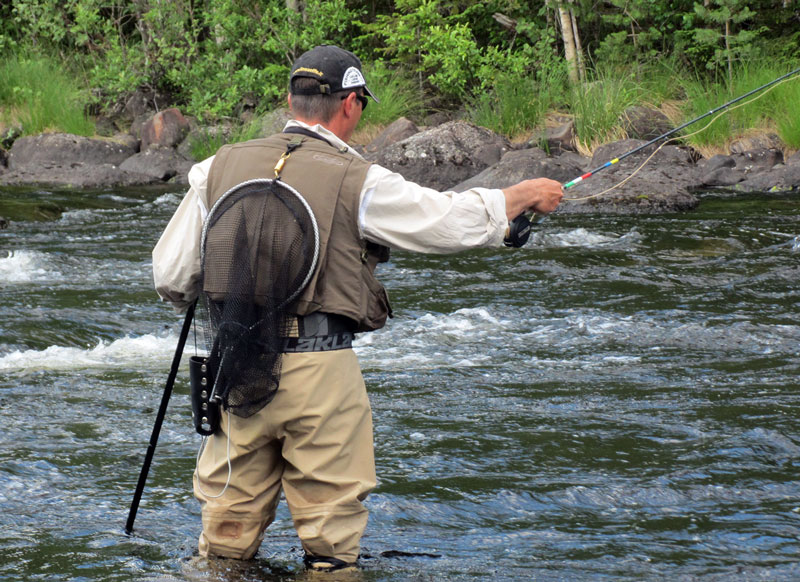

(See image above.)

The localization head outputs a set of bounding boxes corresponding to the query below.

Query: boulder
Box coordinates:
[700,154,736,173]
[563,138,700,214]
[0,216,8,229]
[124,88,173,138]
[140,108,191,151]
[733,147,783,174]
[7,133,135,169]
[621,106,674,140]
[373,121,510,190]
[0,163,160,189]
[364,117,419,157]
[697,154,742,186]
[453,148,586,191]
[730,133,783,153]
[543,120,577,153]
[736,163,800,193]
[258,108,293,137]
[699,167,746,187]
[119,148,195,183]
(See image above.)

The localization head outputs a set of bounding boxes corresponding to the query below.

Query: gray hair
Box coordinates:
[290,78,342,123]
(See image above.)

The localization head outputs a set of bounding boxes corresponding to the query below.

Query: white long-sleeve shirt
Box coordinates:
[152,120,509,310]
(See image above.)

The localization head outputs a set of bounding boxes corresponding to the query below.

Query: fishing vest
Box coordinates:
[205,132,391,332]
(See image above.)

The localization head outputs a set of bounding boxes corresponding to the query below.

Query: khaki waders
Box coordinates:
[194,348,376,563]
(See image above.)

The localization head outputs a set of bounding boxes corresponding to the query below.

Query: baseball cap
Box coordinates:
[290,45,379,103]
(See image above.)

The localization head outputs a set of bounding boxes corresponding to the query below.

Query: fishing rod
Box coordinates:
[504,65,800,248]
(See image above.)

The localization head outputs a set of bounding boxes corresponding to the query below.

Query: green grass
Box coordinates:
[569,68,647,150]
[359,61,425,126]
[467,64,569,139]
[0,52,95,137]
[679,61,800,149]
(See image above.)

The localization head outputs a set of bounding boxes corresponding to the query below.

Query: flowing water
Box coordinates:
[0,185,798,582]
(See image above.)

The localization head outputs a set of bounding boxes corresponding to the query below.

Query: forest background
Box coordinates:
[1,0,800,159]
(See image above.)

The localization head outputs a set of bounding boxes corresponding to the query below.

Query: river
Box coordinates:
[0,185,798,581]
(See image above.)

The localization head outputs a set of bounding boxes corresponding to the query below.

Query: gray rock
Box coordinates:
[539,121,576,153]
[0,162,159,188]
[700,167,746,187]
[119,148,195,182]
[453,148,586,191]
[736,163,800,193]
[730,133,783,153]
[562,139,700,214]
[364,117,419,157]
[733,147,783,174]
[700,154,736,173]
[7,133,136,169]
[258,108,293,137]
[374,121,510,190]
[125,88,172,138]
[621,106,674,140]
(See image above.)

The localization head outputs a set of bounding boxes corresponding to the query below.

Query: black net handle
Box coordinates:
[125,300,196,534]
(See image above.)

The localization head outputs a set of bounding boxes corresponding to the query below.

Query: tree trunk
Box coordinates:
[725,17,732,85]
[570,6,585,80]
[558,4,579,83]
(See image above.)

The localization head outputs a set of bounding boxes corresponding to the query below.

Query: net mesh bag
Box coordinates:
[198,179,319,418]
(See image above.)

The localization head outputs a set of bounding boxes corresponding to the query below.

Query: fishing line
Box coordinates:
[195,410,233,499]
[504,65,800,247]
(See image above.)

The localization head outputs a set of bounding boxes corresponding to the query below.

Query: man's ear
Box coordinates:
[342,92,358,118]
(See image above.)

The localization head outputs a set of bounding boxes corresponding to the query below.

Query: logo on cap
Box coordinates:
[294,67,324,78]
[342,67,366,89]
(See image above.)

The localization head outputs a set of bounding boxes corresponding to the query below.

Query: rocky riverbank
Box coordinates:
[1,103,799,223]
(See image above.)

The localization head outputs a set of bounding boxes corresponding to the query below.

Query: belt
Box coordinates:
[282,312,355,353]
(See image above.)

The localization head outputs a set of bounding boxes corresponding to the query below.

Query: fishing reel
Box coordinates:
[504,212,544,248]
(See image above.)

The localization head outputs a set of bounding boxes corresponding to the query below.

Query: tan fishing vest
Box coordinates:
[205,133,391,332]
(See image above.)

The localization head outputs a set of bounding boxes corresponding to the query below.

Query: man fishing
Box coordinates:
[152,44,563,572]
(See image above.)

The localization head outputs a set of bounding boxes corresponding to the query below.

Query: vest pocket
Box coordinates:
[359,262,392,332]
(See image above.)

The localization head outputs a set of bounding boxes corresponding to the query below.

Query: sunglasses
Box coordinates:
[340,92,368,111]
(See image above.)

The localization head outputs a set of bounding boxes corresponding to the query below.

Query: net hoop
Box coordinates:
[200,178,320,309]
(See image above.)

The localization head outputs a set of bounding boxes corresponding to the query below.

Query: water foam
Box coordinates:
[0,333,179,372]
[532,227,634,248]
[354,307,508,370]
[0,250,62,283]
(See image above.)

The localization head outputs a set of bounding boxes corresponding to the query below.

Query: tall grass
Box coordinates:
[467,64,569,139]
[0,53,94,136]
[679,61,800,149]
[569,68,647,151]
